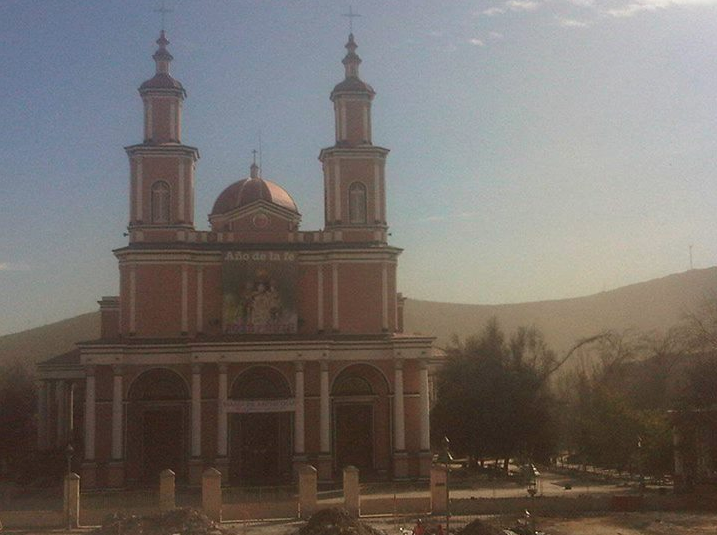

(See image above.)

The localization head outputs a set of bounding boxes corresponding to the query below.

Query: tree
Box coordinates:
[430,319,558,465]
[0,361,36,480]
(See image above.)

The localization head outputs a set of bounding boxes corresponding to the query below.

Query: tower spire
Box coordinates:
[153,30,173,75]
[342,33,361,79]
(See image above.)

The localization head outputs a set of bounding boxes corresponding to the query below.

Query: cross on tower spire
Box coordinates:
[342,6,361,34]
[154,0,173,31]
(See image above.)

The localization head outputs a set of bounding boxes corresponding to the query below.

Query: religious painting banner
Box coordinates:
[224,398,296,413]
[222,250,298,334]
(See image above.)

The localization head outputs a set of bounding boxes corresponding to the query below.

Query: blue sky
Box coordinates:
[2,0,717,335]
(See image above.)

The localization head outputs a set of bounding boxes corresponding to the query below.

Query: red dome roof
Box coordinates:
[211,176,298,216]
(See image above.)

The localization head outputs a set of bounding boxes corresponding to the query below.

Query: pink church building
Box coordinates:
[37,31,440,488]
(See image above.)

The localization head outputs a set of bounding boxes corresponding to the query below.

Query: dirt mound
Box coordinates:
[458,518,512,535]
[296,508,386,535]
[91,508,235,535]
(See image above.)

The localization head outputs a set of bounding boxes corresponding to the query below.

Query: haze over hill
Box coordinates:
[2,267,717,369]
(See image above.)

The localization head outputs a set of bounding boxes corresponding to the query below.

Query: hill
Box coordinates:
[403,267,717,353]
[0,311,100,369]
[2,267,717,369]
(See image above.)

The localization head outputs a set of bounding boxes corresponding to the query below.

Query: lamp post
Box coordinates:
[65,443,74,477]
[526,464,540,534]
[64,442,74,531]
[436,436,453,534]
[637,435,644,496]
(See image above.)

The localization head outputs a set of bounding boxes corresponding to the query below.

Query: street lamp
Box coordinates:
[64,442,74,531]
[526,464,540,497]
[65,443,74,477]
[435,436,454,534]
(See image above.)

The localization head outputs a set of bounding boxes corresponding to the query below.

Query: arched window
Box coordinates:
[333,375,374,396]
[151,181,170,224]
[348,182,367,224]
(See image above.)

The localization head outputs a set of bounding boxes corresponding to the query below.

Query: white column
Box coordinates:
[178,159,185,221]
[84,368,96,461]
[333,163,342,221]
[419,360,431,451]
[332,263,339,331]
[181,265,188,333]
[67,382,75,440]
[37,381,48,450]
[317,265,324,331]
[393,360,405,452]
[111,366,123,460]
[319,361,330,453]
[217,364,228,457]
[191,364,202,457]
[136,159,143,221]
[381,263,388,331]
[294,362,306,455]
[56,380,66,447]
[196,266,204,333]
[129,265,137,334]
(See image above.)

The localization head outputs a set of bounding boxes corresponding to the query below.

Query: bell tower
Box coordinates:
[125,31,199,237]
[319,34,389,243]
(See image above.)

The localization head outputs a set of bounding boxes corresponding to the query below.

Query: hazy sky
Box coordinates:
[2,0,717,336]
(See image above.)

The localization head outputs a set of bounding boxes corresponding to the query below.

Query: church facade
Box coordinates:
[37,31,438,488]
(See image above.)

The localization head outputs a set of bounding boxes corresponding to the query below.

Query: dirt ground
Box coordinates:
[222,512,717,535]
[526,512,717,535]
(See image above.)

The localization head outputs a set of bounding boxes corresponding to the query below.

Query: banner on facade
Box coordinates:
[222,250,298,334]
[225,398,296,413]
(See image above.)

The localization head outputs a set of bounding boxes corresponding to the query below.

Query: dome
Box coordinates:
[211,171,298,216]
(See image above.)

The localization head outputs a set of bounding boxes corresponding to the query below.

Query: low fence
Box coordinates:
[1,465,708,529]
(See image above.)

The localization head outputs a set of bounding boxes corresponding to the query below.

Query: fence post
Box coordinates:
[430,465,448,514]
[64,472,80,529]
[343,466,360,517]
[298,464,318,519]
[159,469,176,512]
[202,468,222,521]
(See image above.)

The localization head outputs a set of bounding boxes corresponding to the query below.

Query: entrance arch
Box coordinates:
[332,363,391,476]
[229,366,293,485]
[126,368,189,484]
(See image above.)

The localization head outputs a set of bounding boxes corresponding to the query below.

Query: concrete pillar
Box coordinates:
[83,368,96,461]
[191,364,202,457]
[343,465,360,517]
[37,381,49,451]
[430,465,448,514]
[56,380,67,447]
[159,469,176,512]
[419,360,430,451]
[418,360,433,478]
[393,360,405,450]
[67,382,75,442]
[216,364,229,482]
[294,361,305,456]
[64,473,80,529]
[318,360,332,481]
[107,366,125,488]
[111,367,123,460]
[217,364,228,458]
[320,361,330,452]
[393,359,408,479]
[189,364,203,485]
[202,468,222,521]
[298,464,318,519]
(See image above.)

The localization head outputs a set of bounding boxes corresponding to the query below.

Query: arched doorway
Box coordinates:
[229,366,293,485]
[126,368,189,484]
[332,364,391,476]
